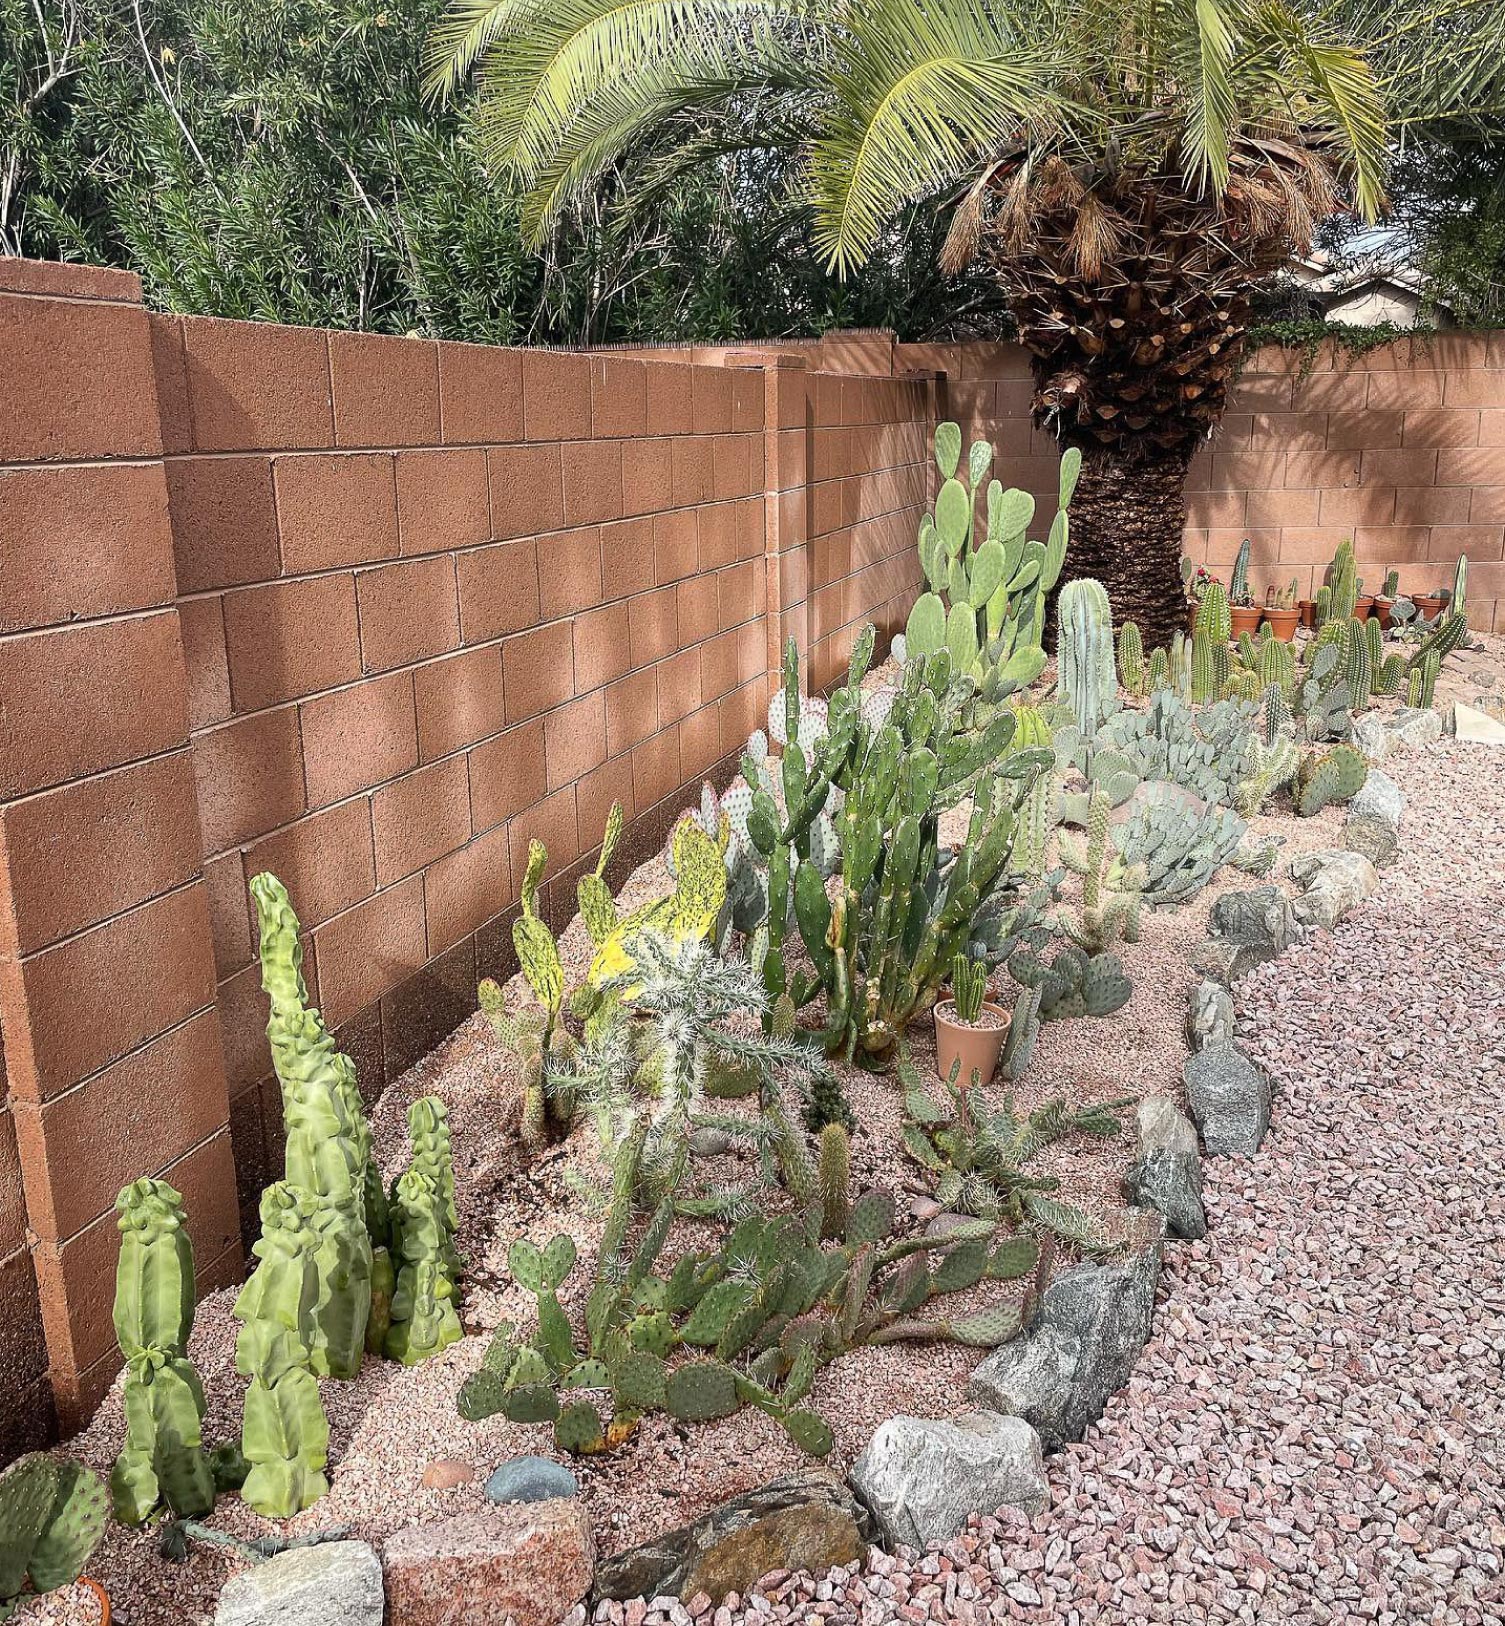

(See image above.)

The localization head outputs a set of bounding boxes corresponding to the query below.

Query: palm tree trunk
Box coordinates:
[1058,441,1193,652]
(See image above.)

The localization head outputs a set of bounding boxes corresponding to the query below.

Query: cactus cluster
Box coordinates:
[1008,940,1132,1020]
[457,1174,1048,1458]
[948,953,990,1024]
[110,1179,216,1524]
[903,424,1077,707]
[748,630,1052,1066]
[1293,744,1368,817]
[0,1455,108,1616]
[900,1048,1129,1249]
[1083,692,1257,809]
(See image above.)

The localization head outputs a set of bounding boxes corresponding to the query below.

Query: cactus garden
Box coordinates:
[8,421,1498,1626]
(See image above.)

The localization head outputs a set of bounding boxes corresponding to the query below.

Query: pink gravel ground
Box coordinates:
[590,734,1505,1626]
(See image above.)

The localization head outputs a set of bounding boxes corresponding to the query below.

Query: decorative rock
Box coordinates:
[1183,1043,1270,1157]
[1351,711,1389,764]
[214,1541,384,1626]
[1343,770,1403,867]
[1390,705,1443,749]
[1122,1097,1206,1239]
[1289,849,1379,931]
[1190,885,1302,985]
[687,1127,734,1158]
[422,1458,477,1490]
[1184,979,1235,1052]
[384,1502,594,1626]
[486,1455,579,1506]
[1452,702,1505,744]
[593,1471,868,1603]
[848,1413,1047,1549]
[967,1218,1163,1454]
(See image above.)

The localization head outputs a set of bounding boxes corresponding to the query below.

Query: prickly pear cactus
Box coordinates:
[110,1179,215,1524]
[1293,744,1368,816]
[0,1455,108,1615]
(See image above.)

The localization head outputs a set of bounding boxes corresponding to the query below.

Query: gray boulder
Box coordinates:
[486,1455,579,1507]
[848,1414,1047,1549]
[214,1542,383,1626]
[1351,711,1389,764]
[1184,1043,1270,1157]
[1185,979,1235,1052]
[594,1470,868,1602]
[1389,706,1443,749]
[1289,848,1379,931]
[1191,885,1302,985]
[1122,1097,1206,1239]
[967,1220,1163,1454]
[1343,770,1403,867]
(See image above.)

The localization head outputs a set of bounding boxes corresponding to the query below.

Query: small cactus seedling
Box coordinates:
[0,1455,108,1617]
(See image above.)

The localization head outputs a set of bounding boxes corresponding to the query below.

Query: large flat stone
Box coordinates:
[848,1413,1047,1550]
[593,1470,868,1603]
[1344,770,1403,868]
[1453,703,1505,744]
[214,1541,383,1626]
[967,1220,1163,1454]
[383,1502,594,1626]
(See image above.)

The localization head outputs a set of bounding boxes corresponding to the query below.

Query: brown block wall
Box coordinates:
[0,262,242,1439]
[897,335,1505,632]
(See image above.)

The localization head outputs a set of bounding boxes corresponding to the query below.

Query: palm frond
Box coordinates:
[1175,0,1238,197]
[805,0,1069,274]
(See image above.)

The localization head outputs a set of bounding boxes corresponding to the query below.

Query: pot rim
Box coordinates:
[934,998,1012,1033]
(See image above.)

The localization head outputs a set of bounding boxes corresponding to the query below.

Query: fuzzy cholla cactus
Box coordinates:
[1056,785,1143,953]
[110,1179,216,1524]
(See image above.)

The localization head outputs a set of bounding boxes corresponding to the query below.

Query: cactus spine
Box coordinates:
[1058,577,1116,735]
[110,1179,215,1523]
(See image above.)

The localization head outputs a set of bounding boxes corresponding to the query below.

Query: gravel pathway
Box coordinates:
[601,737,1505,1626]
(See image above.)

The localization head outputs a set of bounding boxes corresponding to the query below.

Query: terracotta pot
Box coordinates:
[1415,593,1445,619]
[934,1000,1011,1089]
[1263,607,1300,642]
[82,1578,111,1626]
[1230,604,1263,638]
[1353,596,1374,622]
[1372,595,1394,630]
[1297,598,1317,628]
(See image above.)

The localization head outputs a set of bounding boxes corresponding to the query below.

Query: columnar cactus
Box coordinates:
[110,1179,215,1524]
[816,1123,850,1241]
[1327,540,1359,621]
[1194,580,1231,644]
[384,1098,464,1365]
[1117,620,1146,698]
[1057,577,1116,735]
[0,1455,108,1616]
[233,1183,332,1518]
[1229,538,1251,605]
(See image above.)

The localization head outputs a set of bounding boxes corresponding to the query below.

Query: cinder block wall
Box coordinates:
[898,335,1505,631]
[0,263,930,1445]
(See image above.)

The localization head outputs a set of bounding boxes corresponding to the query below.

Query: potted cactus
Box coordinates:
[0,1453,110,1622]
[1372,569,1398,630]
[1183,560,1219,633]
[934,953,1011,1089]
[1263,580,1300,642]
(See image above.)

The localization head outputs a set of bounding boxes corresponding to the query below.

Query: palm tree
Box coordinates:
[428,0,1505,648]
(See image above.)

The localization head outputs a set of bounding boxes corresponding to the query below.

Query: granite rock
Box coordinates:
[1184,1043,1271,1157]
[1122,1097,1206,1239]
[1290,848,1379,931]
[214,1542,383,1626]
[1343,769,1403,867]
[486,1455,580,1506]
[848,1414,1047,1549]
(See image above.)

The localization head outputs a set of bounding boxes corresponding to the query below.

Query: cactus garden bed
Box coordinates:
[13,654,1381,1626]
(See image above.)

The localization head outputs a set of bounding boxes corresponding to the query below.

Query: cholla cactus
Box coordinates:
[110,1179,215,1524]
[233,1183,332,1518]
[1056,785,1143,953]
[1234,734,1299,816]
[0,1455,108,1616]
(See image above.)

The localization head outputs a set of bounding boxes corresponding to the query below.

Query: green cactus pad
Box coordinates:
[664,1360,739,1422]
[930,1238,990,1295]
[561,1359,611,1390]
[610,1351,668,1411]
[554,1400,607,1454]
[502,1384,562,1425]
[457,1369,507,1423]
[781,1408,835,1457]
[845,1189,897,1247]
[988,1236,1041,1280]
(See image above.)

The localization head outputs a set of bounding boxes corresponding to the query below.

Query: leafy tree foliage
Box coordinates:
[0,0,1001,341]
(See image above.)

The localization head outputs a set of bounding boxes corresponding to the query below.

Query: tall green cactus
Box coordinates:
[251,874,376,1379]
[233,1183,332,1518]
[110,1179,216,1524]
[1194,579,1231,644]
[904,425,1076,706]
[1229,538,1251,604]
[384,1099,464,1365]
[1116,620,1146,698]
[1058,577,1116,735]
[1328,540,1358,621]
